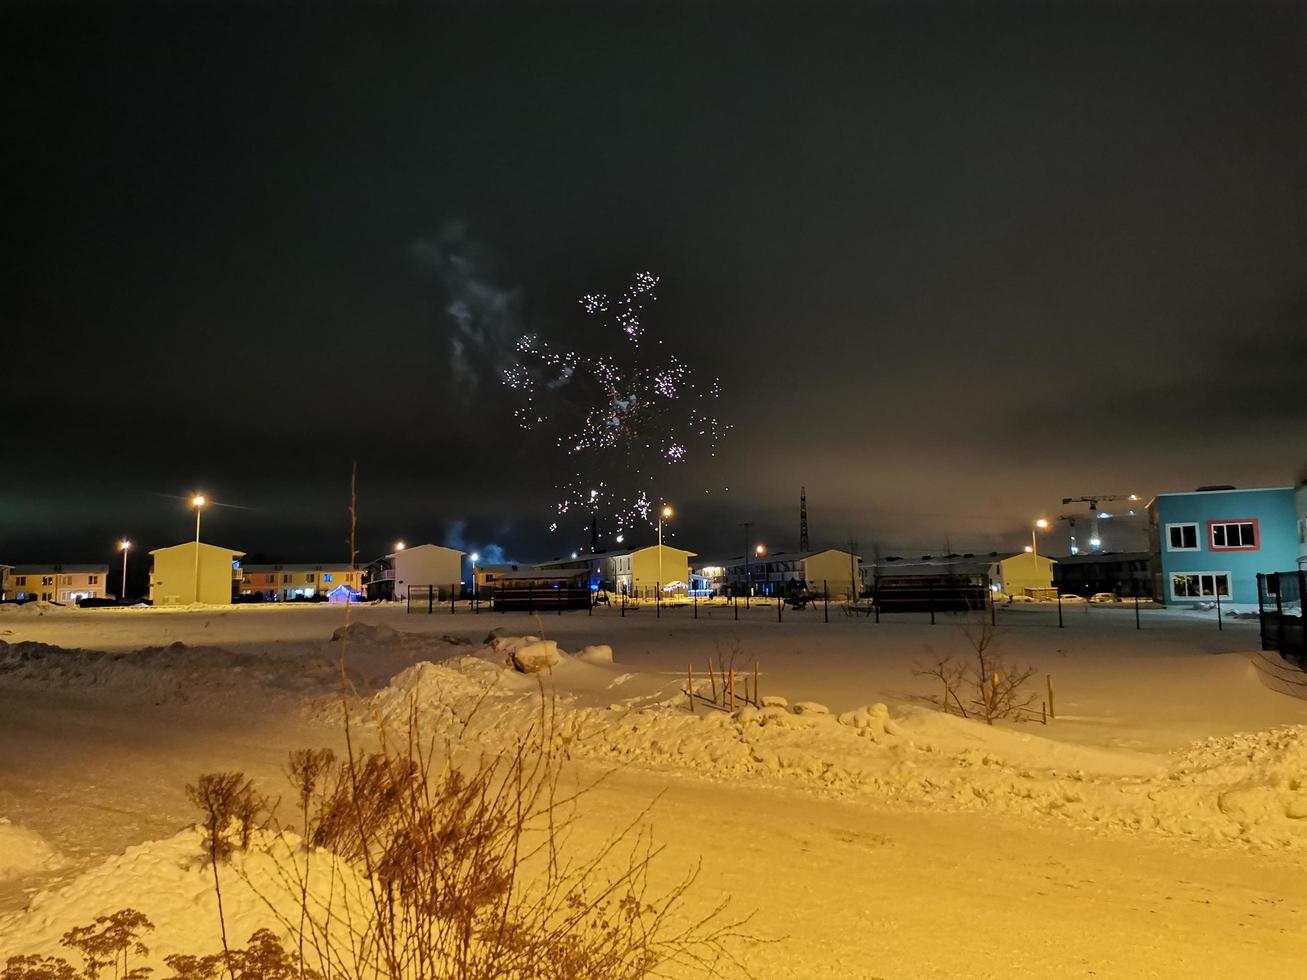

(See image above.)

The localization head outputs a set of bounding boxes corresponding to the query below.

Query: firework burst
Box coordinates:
[501,273,729,540]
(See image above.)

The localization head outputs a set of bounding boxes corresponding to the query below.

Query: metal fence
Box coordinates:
[1258,571,1307,668]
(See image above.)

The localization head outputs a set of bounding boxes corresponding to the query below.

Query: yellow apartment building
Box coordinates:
[149,541,245,606]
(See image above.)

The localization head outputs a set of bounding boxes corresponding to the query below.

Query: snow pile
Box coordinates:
[0,828,369,967]
[365,635,1307,851]
[0,819,61,881]
[0,639,337,705]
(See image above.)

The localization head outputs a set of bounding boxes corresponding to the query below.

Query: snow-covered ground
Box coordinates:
[2,602,1306,976]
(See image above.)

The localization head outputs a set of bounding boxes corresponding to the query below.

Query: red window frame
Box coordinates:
[1207,518,1260,552]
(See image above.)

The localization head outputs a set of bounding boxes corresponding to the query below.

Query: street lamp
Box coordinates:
[657,503,674,595]
[1031,518,1049,559]
[118,539,130,602]
[395,541,405,552]
[191,494,206,603]
[470,552,479,597]
[755,543,766,596]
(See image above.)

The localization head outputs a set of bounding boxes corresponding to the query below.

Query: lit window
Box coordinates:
[1210,521,1257,551]
[322,574,333,583]
[1166,524,1199,551]
[1170,572,1230,599]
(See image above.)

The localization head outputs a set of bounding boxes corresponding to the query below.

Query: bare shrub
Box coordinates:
[230,693,752,979]
[1,955,78,980]
[915,621,1037,725]
[185,772,263,865]
[57,908,153,980]
[163,928,310,980]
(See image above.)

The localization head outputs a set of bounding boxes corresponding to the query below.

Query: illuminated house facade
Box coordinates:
[4,564,110,603]
[148,542,244,606]
[1148,486,1299,607]
[240,563,363,601]
[364,544,465,601]
[705,549,861,598]
[534,544,697,597]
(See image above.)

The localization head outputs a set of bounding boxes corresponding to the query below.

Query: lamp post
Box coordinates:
[395,541,405,552]
[191,495,206,603]
[657,503,673,597]
[118,539,131,602]
[470,552,479,598]
[1031,518,1049,559]
[755,543,767,597]
[738,520,754,597]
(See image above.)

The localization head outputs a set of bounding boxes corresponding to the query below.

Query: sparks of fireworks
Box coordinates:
[501,272,729,539]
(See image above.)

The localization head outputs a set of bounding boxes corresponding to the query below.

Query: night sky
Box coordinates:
[3,1,1305,570]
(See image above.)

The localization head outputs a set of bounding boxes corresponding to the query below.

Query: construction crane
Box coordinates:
[1061,493,1140,512]
[1058,494,1142,553]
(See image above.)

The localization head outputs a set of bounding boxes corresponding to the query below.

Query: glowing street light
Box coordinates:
[191,494,206,603]
[1031,518,1049,559]
[657,503,674,593]
[394,541,406,552]
[118,539,131,602]
[470,552,479,597]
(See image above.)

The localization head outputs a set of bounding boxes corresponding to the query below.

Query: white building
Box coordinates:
[364,544,466,601]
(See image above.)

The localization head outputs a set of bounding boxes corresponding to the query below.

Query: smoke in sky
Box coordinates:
[443,519,510,565]
[410,221,521,399]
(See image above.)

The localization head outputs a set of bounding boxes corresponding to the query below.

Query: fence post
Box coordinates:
[777,594,782,622]
[928,582,935,625]
[734,594,738,621]
[824,580,829,623]
[693,592,698,619]
[406,589,411,614]
[451,585,456,615]
[558,586,562,616]
[656,583,661,619]
[989,582,996,626]
[1215,586,1222,631]
[1275,575,1286,652]
[527,583,533,615]
[1135,592,1141,630]
[874,583,880,624]
[621,592,626,617]
[1057,592,1063,629]
[428,586,433,615]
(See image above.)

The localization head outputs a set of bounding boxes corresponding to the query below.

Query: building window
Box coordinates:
[1166,523,1199,551]
[1209,520,1258,551]
[1170,571,1231,600]
[322,573,333,583]
[282,574,291,583]
[306,574,315,583]
[41,576,53,586]
[88,575,99,584]
[15,577,25,586]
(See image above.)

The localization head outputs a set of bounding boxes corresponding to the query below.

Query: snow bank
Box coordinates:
[365,635,1307,851]
[0,639,337,705]
[0,828,369,967]
[0,819,61,881]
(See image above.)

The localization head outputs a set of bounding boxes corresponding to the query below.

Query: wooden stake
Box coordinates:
[708,660,718,706]
[753,659,760,706]
[729,669,736,712]
[687,664,696,714]
[1041,700,1047,725]
[1046,674,1055,719]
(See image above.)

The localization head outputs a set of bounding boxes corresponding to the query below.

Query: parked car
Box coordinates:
[1089,593,1120,604]
[1007,594,1035,604]
[1058,593,1086,603]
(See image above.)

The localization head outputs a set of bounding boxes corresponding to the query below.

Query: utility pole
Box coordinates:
[848,537,858,600]
[739,521,754,597]
[799,487,809,552]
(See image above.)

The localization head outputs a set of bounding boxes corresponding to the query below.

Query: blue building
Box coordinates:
[1297,479,1307,568]
[1149,486,1299,608]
